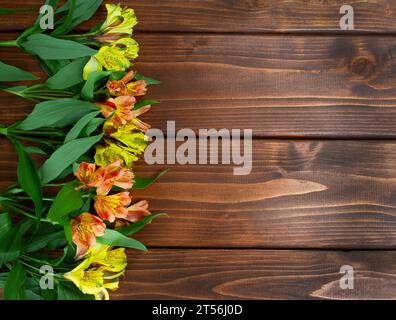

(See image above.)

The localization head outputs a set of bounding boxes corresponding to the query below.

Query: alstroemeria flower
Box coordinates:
[95,142,141,168]
[75,162,104,190]
[71,213,106,258]
[100,4,137,36]
[96,160,135,195]
[95,123,148,168]
[94,191,132,222]
[64,244,127,300]
[107,70,148,97]
[125,200,151,222]
[83,38,139,79]
[114,38,139,60]
[96,44,132,71]
[98,96,136,128]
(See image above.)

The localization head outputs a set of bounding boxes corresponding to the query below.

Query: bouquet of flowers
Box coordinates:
[0,0,166,300]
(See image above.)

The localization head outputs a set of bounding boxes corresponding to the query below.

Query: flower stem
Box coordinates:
[0,39,18,46]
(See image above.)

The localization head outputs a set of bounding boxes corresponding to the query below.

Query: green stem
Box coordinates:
[0,39,18,47]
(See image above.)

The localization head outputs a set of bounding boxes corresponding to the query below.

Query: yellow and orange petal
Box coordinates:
[96,161,135,195]
[71,213,106,258]
[124,200,151,222]
[94,192,132,223]
[75,162,104,190]
[98,96,136,128]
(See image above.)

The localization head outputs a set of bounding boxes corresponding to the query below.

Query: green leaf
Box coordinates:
[19,98,98,130]
[81,71,111,101]
[134,73,161,85]
[57,282,93,300]
[47,181,84,221]
[64,111,100,143]
[13,140,43,219]
[118,213,167,236]
[0,8,18,14]
[45,57,89,89]
[134,100,160,111]
[52,0,76,36]
[79,118,105,137]
[22,34,97,60]
[40,134,103,184]
[24,146,48,155]
[0,212,11,237]
[57,0,102,30]
[4,261,27,300]
[40,58,70,76]
[26,230,65,252]
[0,61,38,82]
[98,229,147,251]
[0,219,34,268]
[133,170,168,189]
[0,272,8,288]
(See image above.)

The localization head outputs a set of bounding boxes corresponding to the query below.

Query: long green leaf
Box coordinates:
[26,230,65,252]
[134,73,161,85]
[98,229,147,251]
[47,181,83,221]
[52,0,76,36]
[45,57,89,89]
[22,34,96,60]
[133,100,160,111]
[19,98,98,130]
[4,261,27,300]
[0,219,34,268]
[0,61,38,81]
[81,71,111,101]
[40,134,103,184]
[118,213,167,236]
[133,170,168,189]
[64,111,100,143]
[0,212,11,237]
[13,140,43,219]
[57,0,102,29]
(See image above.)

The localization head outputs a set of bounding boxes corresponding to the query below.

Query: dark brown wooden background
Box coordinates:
[2,0,396,299]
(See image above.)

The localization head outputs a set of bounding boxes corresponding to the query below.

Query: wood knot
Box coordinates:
[349,57,376,79]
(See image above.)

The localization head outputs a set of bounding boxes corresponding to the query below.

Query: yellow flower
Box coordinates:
[63,244,127,300]
[96,45,131,72]
[110,122,148,150]
[101,4,137,36]
[114,38,139,60]
[95,123,148,168]
[95,141,143,168]
[83,38,139,79]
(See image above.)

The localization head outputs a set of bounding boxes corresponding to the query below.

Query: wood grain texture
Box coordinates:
[2,139,396,249]
[1,0,396,33]
[3,34,396,137]
[114,249,396,299]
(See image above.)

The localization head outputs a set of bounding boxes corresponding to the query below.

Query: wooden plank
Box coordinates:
[2,139,396,248]
[3,34,396,137]
[114,249,396,299]
[1,0,396,33]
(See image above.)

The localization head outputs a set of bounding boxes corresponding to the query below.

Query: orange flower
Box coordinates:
[125,200,151,222]
[107,70,147,97]
[71,213,106,258]
[98,96,136,127]
[96,161,135,195]
[75,162,104,190]
[94,191,132,222]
